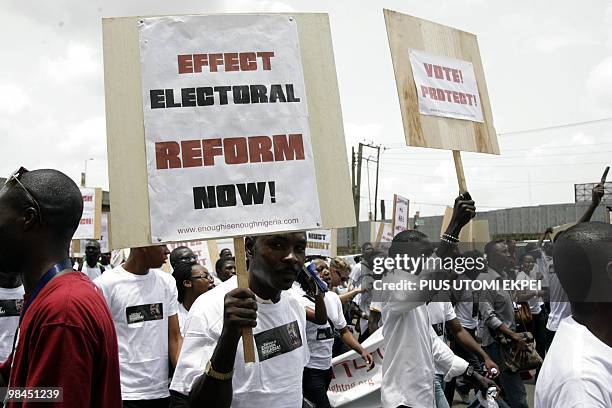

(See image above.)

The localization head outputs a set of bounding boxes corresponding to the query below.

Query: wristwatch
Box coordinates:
[205,360,234,381]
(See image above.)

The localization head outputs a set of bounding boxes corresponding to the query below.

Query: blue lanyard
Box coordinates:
[20,259,72,323]
[6,259,72,389]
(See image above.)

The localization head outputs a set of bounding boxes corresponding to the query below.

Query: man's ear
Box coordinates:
[22,207,39,231]
[245,237,255,260]
[183,279,192,289]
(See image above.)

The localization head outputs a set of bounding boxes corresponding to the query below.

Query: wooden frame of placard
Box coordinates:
[384,9,499,194]
[384,9,499,155]
[94,188,103,240]
[103,13,354,364]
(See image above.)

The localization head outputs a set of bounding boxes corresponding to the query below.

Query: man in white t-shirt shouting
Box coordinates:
[535,221,612,407]
[170,233,310,408]
[78,239,105,280]
[95,244,182,408]
[378,193,498,408]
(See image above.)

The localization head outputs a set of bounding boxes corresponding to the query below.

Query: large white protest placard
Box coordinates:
[78,212,110,256]
[328,328,383,407]
[409,50,484,123]
[104,14,354,249]
[306,229,334,257]
[391,194,409,236]
[138,15,321,243]
[167,240,213,270]
[73,188,101,240]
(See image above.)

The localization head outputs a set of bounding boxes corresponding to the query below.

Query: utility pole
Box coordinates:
[374,146,380,220]
[360,143,381,220]
[353,144,363,250]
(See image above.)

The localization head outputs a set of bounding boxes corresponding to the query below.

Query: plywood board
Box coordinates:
[103,13,355,249]
[384,9,499,154]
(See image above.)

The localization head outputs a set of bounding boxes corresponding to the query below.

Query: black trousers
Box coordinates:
[303,366,333,408]
[123,398,170,408]
[169,390,190,408]
[444,326,481,404]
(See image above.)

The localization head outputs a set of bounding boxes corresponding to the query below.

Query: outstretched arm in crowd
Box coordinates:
[339,327,375,370]
[189,288,257,408]
[577,183,605,223]
[338,288,361,304]
[382,193,477,316]
[446,318,499,378]
[168,314,182,369]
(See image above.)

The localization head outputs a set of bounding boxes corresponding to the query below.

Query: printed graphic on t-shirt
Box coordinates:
[126,303,164,324]
[316,327,335,340]
[432,322,444,337]
[254,320,302,362]
[0,299,23,317]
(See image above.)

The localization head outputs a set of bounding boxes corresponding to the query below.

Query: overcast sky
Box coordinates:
[2,0,611,220]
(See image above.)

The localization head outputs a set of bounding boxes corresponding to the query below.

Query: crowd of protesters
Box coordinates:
[0,168,611,408]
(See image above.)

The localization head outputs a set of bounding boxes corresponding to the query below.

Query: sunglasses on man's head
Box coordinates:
[4,167,43,223]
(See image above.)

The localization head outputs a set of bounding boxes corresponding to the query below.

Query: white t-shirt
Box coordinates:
[546,263,571,331]
[178,302,188,335]
[426,302,457,375]
[0,285,25,362]
[516,270,543,314]
[297,291,347,370]
[379,267,463,408]
[80,263,103,280]
[452,275,478,330]
[426,301,456,342]
[536,252,552,288]
[349,263,363,306]
[170,276,309,407]
[94,266,179,400]
[535,316,612,408]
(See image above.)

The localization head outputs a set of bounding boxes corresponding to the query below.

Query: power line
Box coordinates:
[381,117,612,149]
[498,117,612,136]
[377,158,610,168]
[382,149,612,159]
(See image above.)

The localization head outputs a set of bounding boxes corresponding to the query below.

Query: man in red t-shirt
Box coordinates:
[0,167,121,407]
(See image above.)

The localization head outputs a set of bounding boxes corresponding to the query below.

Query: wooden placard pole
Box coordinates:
[233,236,256,363]
[391,194,398,233]
[375,223,385,246]
[94,188,103,240]
[452,150,468,194]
